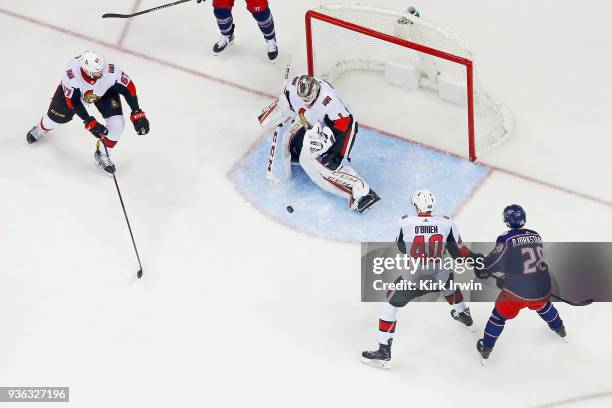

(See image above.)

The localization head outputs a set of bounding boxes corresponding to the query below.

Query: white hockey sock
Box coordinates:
[104,115,124,147]
[377,302,399,345]
[452,301,467,314]
[40,114,61,132]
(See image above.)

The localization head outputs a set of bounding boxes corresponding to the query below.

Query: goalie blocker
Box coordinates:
[259,75,380,213]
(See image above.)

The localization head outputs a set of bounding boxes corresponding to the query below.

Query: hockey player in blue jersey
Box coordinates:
[474,204,566,361]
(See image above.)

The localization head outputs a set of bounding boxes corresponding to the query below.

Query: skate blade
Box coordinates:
[93,162,116,178]
[481,358,487,367]
[360,357,391,369]
[358,198,382,214]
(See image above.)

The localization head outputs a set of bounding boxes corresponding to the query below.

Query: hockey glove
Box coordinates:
[131,110,150,135]
[473,254,490,279]
[84,117,109,139]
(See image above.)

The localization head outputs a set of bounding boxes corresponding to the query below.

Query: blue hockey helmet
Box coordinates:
[503,204,526,229]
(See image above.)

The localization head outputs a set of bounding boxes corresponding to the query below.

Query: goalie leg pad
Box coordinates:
[299,143,371,206]
[281,121,304,178]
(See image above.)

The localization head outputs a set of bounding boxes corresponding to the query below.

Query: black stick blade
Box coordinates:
[137,269,143,279]
[102,13,130,18]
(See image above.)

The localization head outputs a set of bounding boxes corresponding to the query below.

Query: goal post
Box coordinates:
[305,4,512,162]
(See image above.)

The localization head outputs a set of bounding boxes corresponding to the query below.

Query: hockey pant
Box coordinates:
[40,85,125,148]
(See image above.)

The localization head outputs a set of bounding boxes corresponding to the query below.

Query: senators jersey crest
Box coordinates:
[83,90,101,103]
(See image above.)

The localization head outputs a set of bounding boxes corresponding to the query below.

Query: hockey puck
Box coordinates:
[286,206,294,213]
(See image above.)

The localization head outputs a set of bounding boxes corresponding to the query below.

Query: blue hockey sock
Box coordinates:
[214,7,234,36]
[251,7,275,40]
[536,301,563,331]
[483,307,507,349]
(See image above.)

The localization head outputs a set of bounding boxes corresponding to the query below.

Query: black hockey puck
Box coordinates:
[286,206,294,213]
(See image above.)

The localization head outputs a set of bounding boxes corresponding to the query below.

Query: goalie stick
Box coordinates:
[266,124,282,186]
[489,273,593,306]
[264,56,293,186]
[102,0,199,19]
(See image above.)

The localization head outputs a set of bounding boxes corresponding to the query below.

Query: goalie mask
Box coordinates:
[296,75,321,105]
[412,189,436,214]
[79,51,105,79]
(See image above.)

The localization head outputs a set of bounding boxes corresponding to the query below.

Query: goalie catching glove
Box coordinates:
[305,122,335,157]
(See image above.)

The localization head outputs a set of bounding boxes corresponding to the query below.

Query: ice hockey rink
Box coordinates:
[1,0,612,407]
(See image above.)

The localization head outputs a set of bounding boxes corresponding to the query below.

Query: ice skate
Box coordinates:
[26,125,45,144]
[213,26,235,55]
[266,38,278,61]
[361,340,392,369]
[451,307,474,330]
[94,147,116,176]
[553,323,567,342]
[356,189,381,213]
[476,339,492,366]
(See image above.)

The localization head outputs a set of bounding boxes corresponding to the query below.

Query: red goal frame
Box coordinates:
[305,10,477,162]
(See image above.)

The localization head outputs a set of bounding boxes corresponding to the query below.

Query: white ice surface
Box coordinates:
[1,1,612,407]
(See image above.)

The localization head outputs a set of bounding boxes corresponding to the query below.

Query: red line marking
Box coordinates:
[486,162,612,208]
[0,7,274,99]
[117,0,143,47]
[2,6,611,210]
[530,390,612,408]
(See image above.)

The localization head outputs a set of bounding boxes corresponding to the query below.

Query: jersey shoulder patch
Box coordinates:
[66,69,75,79]
[107,63,115,73]
[322,95,332,106]
[496,232,510,243]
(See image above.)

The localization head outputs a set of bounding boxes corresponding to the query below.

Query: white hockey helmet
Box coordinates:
[79,51,105,79]
[412,189,436,214]
[296,75,321,105]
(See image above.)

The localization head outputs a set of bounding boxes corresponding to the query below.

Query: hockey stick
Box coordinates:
[265,124,282,186]
[489,274,593,306]
[265,57,293,186]
[102,0,197,19]
[97,140,144,279]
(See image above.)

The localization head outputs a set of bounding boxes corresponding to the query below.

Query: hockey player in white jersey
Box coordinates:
[261,74,380,213]
[361,190,481,368]
[26,51,150,175]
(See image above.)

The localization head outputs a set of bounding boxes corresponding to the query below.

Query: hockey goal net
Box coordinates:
[305,3,513,161]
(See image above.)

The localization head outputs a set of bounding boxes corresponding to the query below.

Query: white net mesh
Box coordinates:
[309,3,513,157]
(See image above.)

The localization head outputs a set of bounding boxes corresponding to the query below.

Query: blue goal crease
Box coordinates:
[229,128,489,242]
